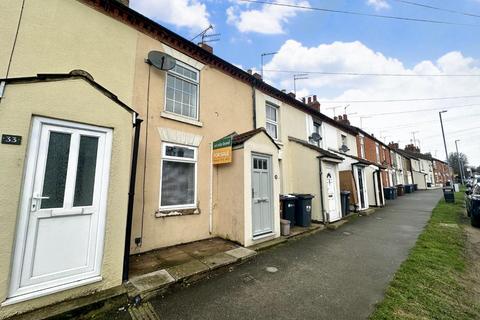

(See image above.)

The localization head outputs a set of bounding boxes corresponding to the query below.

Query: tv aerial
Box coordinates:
[191,25,221,45]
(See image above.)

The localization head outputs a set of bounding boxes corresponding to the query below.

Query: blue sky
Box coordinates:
[131,0,480,166]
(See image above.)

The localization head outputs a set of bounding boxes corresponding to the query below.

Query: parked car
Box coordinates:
[466,183,480,227]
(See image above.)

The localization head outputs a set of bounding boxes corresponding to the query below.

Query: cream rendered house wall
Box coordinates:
[0,80,133,319]
[1,0,137,104]
[254,90,307,194]
[130,34,254,253]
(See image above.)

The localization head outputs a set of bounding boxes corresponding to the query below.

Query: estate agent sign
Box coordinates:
[212,136,232,165]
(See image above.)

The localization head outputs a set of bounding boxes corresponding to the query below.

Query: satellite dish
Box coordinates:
[339,144,350,153]
[310,132,322,142]
[147,51,176,71]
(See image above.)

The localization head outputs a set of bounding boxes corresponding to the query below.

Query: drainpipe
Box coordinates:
[373,170,378,206]
[251,82,257,129]
[122,116,143,281]
[318,157,327,224]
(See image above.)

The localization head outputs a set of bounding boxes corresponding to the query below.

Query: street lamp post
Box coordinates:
[439,110,449,163]
[455,139,465,185]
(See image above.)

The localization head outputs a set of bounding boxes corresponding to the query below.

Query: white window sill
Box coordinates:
[161,111,203,127]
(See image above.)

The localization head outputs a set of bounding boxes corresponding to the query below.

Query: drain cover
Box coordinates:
[241,274,255,283]
[376,217,383,220]
[343,231,352,236]
[266,266,278,273]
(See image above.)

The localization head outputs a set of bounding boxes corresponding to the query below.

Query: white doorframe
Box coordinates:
[6,117,112,305]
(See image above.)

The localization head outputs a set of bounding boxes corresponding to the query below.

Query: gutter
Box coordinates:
[123,117,143,281]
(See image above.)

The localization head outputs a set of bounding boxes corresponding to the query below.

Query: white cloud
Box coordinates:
[366,0,390,11]
[263,40,480,164]
[130,0,210,32]
[226,0,310,34]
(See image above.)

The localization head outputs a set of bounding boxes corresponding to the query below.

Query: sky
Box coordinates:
[130,0,480,167]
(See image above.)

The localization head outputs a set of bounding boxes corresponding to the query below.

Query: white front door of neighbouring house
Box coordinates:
[8,117,112,302]
[251,154,274,237]
[325,165,341,222]
[356,166,369,210]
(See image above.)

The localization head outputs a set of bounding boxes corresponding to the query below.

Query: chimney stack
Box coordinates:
[388,142,399,149]
[405,144,420,153]
[198,42,213,53]
[116,0,129,6]
[335,113,350,126]
[305,94,320,112]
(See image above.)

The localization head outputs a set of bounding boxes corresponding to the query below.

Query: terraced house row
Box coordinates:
[0,0,453,318]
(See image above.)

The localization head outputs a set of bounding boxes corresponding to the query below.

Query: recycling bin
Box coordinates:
[384,187,394,200]
[443,187,455,203]
[292,194,314,227]
[280,194,297,227]
[427,182,432,188]
[397,185,405,196]
[340,191,351,217]
[392,187,398,199]
[405,185,413,193]
[413,184,418,191]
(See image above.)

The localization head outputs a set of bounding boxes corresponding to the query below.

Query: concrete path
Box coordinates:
[126,189,441,320]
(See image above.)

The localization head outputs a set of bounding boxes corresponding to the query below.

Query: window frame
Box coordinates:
[164,60,200,121]
[265,102,279,140]
[359,134,365,158]
[159,142,198,211]
[375,143,380,163]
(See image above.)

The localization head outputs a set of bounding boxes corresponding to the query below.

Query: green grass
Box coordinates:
[370,192,480,320]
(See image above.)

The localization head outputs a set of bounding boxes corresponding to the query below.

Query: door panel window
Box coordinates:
[73,136,99,207]
[41,132,71,209]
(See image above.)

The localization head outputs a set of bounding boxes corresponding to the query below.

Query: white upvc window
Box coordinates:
[265,102,279,140]
[359,134,365,158]
[159,143,197,210]
[165,61,199,120]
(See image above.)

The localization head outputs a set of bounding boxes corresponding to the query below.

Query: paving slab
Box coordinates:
[199,252,238,270]
[225,247,257,260]
[129,269,175,294]
[165,259,209,281]
[326,219,349,230]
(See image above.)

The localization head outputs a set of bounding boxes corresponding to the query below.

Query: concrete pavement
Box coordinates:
[118,189,442,320]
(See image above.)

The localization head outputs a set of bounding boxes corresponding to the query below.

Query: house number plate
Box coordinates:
[1,134,22,145]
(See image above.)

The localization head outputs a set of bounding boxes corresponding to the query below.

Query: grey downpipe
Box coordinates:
[318,158,327,224]
[251,82,257,129]
[123,117,143,281]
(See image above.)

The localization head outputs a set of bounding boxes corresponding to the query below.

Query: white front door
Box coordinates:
[251,154,274,237]
[325,165,341,222]
[8,117,112,302]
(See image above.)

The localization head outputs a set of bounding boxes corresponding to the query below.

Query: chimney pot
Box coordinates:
[288,92,296,98]
[302,97,306,103]
[307,97,312,104]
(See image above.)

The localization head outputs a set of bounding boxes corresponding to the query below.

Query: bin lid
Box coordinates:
[292,193,315,199]
[280,194,297,200]
[341,191,351,195]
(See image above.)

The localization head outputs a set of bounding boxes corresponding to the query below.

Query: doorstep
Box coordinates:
[248,223,324,252]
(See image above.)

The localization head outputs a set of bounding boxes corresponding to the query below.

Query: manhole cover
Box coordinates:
[266,266,278,273]
[343,231,352,236]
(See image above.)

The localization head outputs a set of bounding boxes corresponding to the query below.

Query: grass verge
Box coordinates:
[370,192,480,320]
